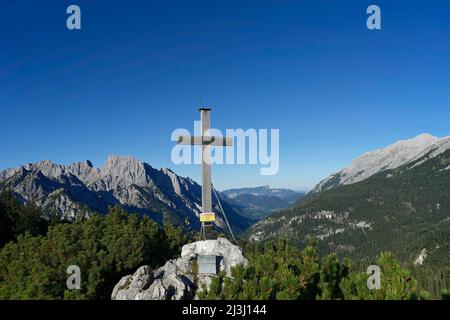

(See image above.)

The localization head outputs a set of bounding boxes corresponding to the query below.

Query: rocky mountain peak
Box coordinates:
[0,155,252,231]
[313,133,450,193]
[67,160,99,185]
[100,155,153,187]
[83,160,93,168]
[25,160,69,179]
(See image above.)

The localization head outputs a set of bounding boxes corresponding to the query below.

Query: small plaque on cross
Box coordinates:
[200,212,216,222]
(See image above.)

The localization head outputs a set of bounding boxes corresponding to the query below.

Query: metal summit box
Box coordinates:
[197,255,219,274]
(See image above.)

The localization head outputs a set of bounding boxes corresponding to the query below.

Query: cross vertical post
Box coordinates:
[200,108,212,240]
[200,108,212,215]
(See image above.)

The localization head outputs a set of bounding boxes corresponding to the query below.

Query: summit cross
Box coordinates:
[177,108,233,239]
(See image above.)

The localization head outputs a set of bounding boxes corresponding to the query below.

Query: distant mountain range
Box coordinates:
[223,186,304,219]
[3,133,449,271]
[249,134,450,268]
[0,155,253,233]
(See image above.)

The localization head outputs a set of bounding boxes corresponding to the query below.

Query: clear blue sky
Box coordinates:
[1,1,450,191]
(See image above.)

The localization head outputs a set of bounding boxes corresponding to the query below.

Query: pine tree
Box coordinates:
[0,196,14,246]
[0,205,188,300]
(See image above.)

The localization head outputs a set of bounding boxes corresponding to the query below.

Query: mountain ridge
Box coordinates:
[0,155,252,232]
[312,133,450,193]
[223,185,305,219]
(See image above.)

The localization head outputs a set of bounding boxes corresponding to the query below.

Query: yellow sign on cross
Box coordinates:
[200,212,215,222]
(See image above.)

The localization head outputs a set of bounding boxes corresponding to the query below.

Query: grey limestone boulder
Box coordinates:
[111,237,248,300]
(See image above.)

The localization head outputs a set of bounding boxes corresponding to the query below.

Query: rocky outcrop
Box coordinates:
[111,238,248,300]
[181,238,249,276]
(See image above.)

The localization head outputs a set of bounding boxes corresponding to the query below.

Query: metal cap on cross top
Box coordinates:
[176,108,233,240]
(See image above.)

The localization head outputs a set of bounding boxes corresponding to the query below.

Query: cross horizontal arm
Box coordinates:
[177,135,233,146]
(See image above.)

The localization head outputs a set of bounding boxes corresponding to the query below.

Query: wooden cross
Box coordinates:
[177,108,233,239]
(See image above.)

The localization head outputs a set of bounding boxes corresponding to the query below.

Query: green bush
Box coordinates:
[0,191,48,247]
[200,240,424,300]
[0,205,187,300]
[340,252,419,300]
[442,289,450,300]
